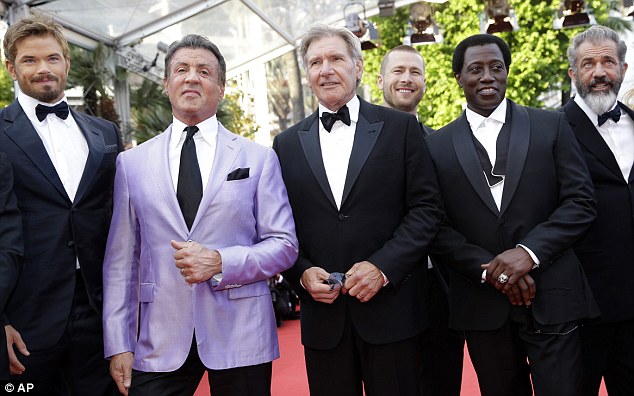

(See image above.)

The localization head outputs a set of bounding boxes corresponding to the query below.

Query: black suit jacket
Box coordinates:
[0,153,22,379]
[273,97,442,349]
[562,100,634,324]
[0,100,122,350]
[426,99,599,331]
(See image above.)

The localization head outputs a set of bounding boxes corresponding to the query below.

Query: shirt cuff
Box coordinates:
[517,244,540,269]
[381,271,389,287]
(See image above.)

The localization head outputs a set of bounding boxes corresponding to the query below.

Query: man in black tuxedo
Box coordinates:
[425,34,598,396]
[0,154,22,380]
[563,25,634,395]
[0,13,122,394]
[378,45,464,396]
[273,24,442,396]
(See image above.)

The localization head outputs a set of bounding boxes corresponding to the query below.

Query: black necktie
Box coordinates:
[177,126,203,230]
[597,106,621,126]
[320,105,351,132]
[35,102,70,122]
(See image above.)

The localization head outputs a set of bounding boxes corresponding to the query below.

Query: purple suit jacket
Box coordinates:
[102,123,298,372]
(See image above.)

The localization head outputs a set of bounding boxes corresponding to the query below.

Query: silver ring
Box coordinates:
[497,273,509,284]
[181,268,185,275]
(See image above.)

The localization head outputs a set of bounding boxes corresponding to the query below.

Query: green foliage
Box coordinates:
[67,43,121,126]
[362,0,626,129]
[130,79,172,143]
[217,82,258,141]
[0,66,14,108]
[130,78,258,144]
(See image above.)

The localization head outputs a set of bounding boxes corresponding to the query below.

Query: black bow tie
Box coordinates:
[598,106,621,126]
[35,102,69,122]
[320,105,351,132]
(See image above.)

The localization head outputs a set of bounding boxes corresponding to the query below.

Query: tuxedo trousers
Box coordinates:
[580,319,634,396]
[466,305,582,396]
[419,267,464,396]
[304,311,422,396]
[11,270,115,396]
[129,337,272,396]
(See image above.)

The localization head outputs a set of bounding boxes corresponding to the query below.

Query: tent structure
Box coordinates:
[1,0,446,139]
[1,0,445,82]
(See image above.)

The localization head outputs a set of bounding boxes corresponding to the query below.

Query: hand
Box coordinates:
[109,352,134,396]
[342,261,384,303]
[501,274,536,306]
[5,325,29,375]
[301,267,341,304]
[171,240,221,284]
[482,247,534,292]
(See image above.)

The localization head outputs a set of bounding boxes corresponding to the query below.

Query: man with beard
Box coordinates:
[563,25,634,396]
[378,45,464,396]
[0,13,122,394]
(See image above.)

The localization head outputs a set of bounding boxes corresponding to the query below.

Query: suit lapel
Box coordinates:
[192,125,240,230]
[2,101,69,201]
[500,101,529,216]
[341,100,383,206]
[74,110,105,203]
[452,113,499,215]
[298,111,337,208]
[563,100,623,181]
[146,128,185,231]
[623,103,634,184]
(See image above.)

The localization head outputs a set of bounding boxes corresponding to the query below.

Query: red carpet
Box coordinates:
[194,317,608,395]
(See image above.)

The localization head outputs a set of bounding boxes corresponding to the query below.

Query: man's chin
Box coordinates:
[584,90,618,116]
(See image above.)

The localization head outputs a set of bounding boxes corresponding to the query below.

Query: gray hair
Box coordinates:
[299,24,363,70]
[567,25,627,71]
[164,34,226,86]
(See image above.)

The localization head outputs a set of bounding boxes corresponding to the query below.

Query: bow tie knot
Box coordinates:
[320,105,351,132]
[35,102,70,122]
[598,106,621,126]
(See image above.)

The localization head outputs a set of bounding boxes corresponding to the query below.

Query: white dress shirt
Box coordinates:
[18,94,88,269]
[319,96,360,209]
[18,94,88,203]
[466,100,539,278]
[168,116,218,195]
[466,99,507,210]
[574,95,634,181]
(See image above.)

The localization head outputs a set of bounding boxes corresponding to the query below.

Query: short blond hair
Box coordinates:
[3,12,70,64]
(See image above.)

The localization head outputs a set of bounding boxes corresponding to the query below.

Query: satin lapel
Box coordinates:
[2,102,69,201]
[74,111,105,203]
[563,100,623,181]
[148,127,185,230]
[341,106,383,207]
[298,112,337,208]
[191,125,241,231]
[499,101,529,216]
[452,113,499,215]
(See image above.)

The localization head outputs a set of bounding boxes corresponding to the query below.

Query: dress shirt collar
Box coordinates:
[573,95,619,128]
[18,93,72,126]
[466,99,507,131]
[169,115,219,151]
[318,96,360,128]
[465,99,507,131]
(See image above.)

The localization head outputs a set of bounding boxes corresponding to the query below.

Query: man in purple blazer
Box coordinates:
[102,34,298,396]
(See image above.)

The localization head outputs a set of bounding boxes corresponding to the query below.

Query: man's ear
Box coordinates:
[454,73,463,88]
